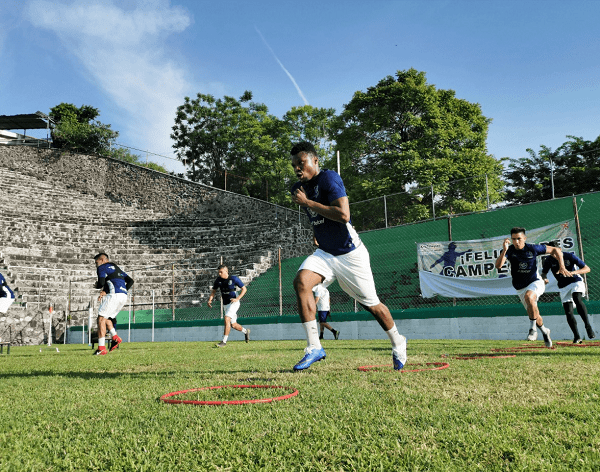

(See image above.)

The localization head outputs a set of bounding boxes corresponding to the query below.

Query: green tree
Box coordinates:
[109,147,169,174]
[333,68,504,222]
[504,135,600,204]
[171,94,336,206]
[49,103,118,155]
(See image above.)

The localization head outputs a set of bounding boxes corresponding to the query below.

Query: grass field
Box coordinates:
[1,338,599,471]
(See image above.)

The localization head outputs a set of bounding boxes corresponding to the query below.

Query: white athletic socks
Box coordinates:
[539,324,550,335]
[109,328,117,336]
[241,328,248,334]
[222,335,229,343]
[303,320,322,351]
[386,324,407,361]
[530,318,536,331]
[98,337,105,347]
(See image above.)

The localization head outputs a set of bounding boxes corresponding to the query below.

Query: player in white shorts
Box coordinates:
[312,284,339,340]
[495,227,570,347]
[290,141,407,371]
[94,253,133,355]
[208,265,251,347]
[542,241,594,343]
[0,272,16,314]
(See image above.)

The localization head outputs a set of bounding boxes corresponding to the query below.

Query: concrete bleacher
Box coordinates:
[0,164,302,324]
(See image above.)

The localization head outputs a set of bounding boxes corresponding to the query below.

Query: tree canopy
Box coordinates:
[332,69,504,219]
[171,93,334,205]
[504,135,600,204]
[49,103,118,155]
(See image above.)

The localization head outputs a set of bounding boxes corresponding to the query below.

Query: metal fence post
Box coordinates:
[431,184,436,220]
[279,247,282,316]
[172,263,175,321]
[384,195,388,228]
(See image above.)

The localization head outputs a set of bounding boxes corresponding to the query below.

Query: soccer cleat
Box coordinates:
[109,335,122,352]
[573,337,583,344]
[542,329,552,348]
[527,329,538,341]
[319,334,324,340]
[393,335,407,370]
[585,325,596,339]
[94,347,107,356]
[333,330,340,340]
[215,341,227,348]
[293,347,326,371]
[245,329,251,343]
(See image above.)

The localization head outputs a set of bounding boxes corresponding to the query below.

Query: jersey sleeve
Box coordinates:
[323,171,347,203]
[232,276,245,288]
[570,253,586,269]
[532,244,547,255]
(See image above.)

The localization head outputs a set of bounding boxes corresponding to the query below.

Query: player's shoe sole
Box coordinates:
[293,347,326,371]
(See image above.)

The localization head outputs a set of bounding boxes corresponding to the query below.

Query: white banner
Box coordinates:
[417,220,577,298]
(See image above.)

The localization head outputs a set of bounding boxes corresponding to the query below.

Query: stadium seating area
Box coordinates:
[0,165,303,322]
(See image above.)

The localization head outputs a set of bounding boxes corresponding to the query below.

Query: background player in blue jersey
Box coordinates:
[312,284,339,340]
[290,142,407,371]
[495,227,570,347]
[94,253,133,355]
[0,271,16,314]
[208,265,250,347]
[542,241,594,343]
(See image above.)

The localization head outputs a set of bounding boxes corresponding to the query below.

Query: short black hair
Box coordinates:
[94,252,109,261]
[291,141,318,158]
[217,264,228,270]
[510,227,526,236]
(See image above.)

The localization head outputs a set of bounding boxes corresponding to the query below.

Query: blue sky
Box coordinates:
[1,0,599,175]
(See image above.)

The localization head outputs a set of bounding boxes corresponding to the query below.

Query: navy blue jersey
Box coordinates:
[542,251,586,289]
[0,272,15,299]
[505,243,547,290]
[291,169,360,256]
[212,275,244,305]
[96,263,132,295]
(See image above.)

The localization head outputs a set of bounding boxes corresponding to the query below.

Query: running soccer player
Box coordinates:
[494,227,570,348]
[93,253,133,355]
[0,271,16,314]
[208,265,250,347]
[542,241,594,343]
[290,141,407,371]
[312,284,339,340]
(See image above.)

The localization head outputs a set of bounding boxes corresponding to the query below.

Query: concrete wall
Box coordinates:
[66,314,598,345]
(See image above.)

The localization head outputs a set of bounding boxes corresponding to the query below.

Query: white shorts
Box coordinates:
[224,300,241,324]
[516,278,545,309]
[298,244,381,307]
[559,280,586,305]
[98,293,128,320]
[0,297,15,314]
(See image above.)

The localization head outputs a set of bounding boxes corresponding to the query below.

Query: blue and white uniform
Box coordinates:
[212,275,245,323]
[0,272,15,314]
[292,169,380,307]
[542,252,587,304]
[96,262,133,319]
[313,284,331,322]
[505,243,547,307]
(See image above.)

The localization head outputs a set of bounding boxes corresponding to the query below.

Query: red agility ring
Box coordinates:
[357,362,450,372]
[555,341,600,347]
[160,384,299,406]
[445,353,516,360]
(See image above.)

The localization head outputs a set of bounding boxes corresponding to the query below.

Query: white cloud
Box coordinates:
[24,0,202,170]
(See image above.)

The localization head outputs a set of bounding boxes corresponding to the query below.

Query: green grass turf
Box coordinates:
[1,339,599,471]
